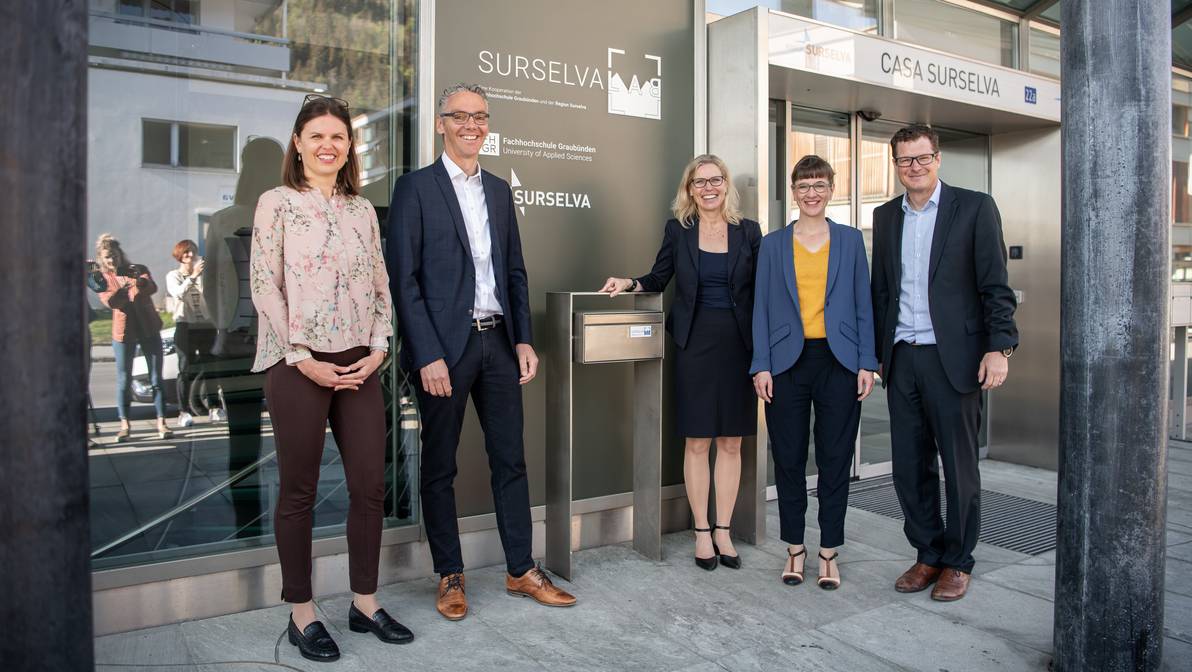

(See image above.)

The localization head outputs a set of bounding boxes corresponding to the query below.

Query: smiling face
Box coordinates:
[436,90,489,165]
[689,162,727,217]
[893,136,941,195]
[792,176,833,219]
[293,113,351,183]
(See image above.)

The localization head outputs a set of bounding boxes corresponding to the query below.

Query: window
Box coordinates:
[118,0,197,24]
[1028,28,1060,79]
[707,0,879,33]
[141,119,237,170]
[88,0,418,572]
[894,0,1017,68]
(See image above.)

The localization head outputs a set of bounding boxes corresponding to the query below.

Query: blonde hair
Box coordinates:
[671,154,742,228]
[95,233,126,272]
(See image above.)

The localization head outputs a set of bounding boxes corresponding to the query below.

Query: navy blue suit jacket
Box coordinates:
[750,221,879,377]
[386,157,533,371]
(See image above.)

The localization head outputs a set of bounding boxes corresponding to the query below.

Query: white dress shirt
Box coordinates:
[442,153,502,319]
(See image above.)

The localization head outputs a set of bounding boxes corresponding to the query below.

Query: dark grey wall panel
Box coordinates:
[433,0,695,512]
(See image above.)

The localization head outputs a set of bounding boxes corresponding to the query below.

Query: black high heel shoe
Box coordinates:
[713,525,741,569]
[694,527,717,571]
[287,615,340,663]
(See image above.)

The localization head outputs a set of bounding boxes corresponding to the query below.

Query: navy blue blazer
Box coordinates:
[386,157,533,371]
[750,220,879,377]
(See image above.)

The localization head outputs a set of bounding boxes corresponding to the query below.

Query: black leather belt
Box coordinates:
[472,315,503,331]
[897,340,936,347]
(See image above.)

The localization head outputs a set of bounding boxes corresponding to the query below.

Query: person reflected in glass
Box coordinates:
[95,233,172,441]
[205,136,284,540]
[600,154,762,571]
[750,156,877,590]
[250,95,411,662]
[166,239,215,428]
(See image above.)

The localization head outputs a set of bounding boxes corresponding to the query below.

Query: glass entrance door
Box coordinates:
[854,119,991,476]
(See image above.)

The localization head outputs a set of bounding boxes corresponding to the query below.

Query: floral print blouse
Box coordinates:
[250,186,393,372]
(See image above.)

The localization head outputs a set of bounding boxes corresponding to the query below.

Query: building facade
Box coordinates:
[83,0,1188,634]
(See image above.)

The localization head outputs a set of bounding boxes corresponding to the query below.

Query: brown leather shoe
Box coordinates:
[436,572,467,621]
[894,562,943,593]
[931,568,971,601]
[506,565,576,607]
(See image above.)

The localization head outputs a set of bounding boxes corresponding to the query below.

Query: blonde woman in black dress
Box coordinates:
[600,154,762,570]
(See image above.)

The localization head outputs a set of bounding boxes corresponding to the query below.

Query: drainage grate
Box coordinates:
[835,476,1057,555]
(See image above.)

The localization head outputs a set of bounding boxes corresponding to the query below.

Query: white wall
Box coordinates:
[87,67,305,305]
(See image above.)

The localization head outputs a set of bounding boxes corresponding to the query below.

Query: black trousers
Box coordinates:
[887,342,982,573]
[766,339,860,548]
[174,322,215,413]
[415,326,534,577]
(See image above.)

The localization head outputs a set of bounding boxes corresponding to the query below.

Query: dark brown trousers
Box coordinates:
[265,346,386,603]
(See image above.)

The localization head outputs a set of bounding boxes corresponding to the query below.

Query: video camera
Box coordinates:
[116,263,149,278]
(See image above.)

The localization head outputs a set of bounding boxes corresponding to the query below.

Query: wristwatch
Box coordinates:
[1001,347,1015,358]
[626,278,637,292]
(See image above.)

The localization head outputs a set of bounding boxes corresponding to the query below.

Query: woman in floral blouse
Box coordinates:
[250,95,412,662]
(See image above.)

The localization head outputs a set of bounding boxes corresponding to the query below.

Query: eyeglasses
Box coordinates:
[690,176,725,188]
[439,111,490,125]
[892,153,938,168]
[303,94,350,111]
[793,181,831,194]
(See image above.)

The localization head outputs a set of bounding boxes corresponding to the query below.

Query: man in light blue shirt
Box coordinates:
[870,124,1018,602]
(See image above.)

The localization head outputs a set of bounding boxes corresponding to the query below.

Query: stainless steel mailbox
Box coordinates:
[573,310,665,364]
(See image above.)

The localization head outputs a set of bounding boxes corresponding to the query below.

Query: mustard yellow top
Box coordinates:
[793,237,829,339]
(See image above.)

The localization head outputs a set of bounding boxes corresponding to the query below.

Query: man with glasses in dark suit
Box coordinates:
[387,83,576,621]
[870,124,1018,602]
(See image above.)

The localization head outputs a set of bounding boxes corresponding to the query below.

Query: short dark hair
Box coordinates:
[890,124,940,156]
[791,155,835,185]
[283,96,360,196]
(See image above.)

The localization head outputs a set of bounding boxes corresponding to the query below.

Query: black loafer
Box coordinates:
[349,603,414,644]
[287,616,340,663]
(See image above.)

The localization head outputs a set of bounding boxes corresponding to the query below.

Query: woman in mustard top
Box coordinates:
[750,155,878,589]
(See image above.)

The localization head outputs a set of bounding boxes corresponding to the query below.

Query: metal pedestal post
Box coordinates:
[545,292,663,580]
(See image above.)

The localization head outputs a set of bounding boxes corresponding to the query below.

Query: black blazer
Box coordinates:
[636,217,763,350]
[386,157,533,371]
[870,181,1018,393]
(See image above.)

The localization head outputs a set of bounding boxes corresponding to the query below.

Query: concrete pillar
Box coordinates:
[0,2,93,670]
[1055,1,1170,670]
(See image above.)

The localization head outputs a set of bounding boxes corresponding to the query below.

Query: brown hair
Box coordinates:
[889,123,940,155]
[671,154,743,228]
[791,155,836,186]
[282,96,360,196]
[172,239,198,262]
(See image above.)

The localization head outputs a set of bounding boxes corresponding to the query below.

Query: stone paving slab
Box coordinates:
[95,458,1192,672]
[817,602,1051,671]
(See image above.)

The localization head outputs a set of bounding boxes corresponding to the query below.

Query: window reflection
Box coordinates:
[707,0,879,33]
[86,0,418,569]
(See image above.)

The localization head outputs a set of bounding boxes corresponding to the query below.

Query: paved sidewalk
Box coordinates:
[95,456,1192,671]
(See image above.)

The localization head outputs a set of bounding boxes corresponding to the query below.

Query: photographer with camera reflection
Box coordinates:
[95,233,172,441]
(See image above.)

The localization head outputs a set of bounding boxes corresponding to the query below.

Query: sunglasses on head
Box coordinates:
[302,94,350,111]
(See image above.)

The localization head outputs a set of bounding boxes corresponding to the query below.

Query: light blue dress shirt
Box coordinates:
[894,180,943,346]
